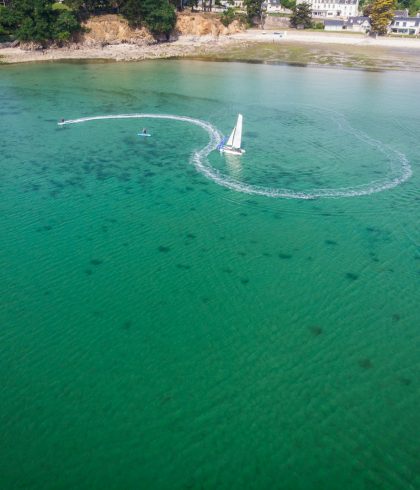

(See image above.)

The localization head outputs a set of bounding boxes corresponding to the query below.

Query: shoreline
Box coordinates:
[2,30,420,72]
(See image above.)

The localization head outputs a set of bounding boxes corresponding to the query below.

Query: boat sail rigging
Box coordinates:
[220,114,245,156]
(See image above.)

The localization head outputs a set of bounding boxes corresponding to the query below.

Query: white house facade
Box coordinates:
[265,0,282,12]
[297,0,359,19]
[325,16,370,31]
[389,15,420,35]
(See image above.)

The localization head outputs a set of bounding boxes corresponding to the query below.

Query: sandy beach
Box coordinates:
[1,29,420,70]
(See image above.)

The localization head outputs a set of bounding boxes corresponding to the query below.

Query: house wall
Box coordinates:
[325,23,343,30]
[299,0,359,19]
[390,18,420,35]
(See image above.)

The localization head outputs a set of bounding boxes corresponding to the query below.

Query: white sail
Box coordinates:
[226,126,236,147]
[232,114,242,149]
[220,114,245,155]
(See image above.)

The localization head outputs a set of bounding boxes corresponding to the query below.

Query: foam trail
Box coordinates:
[58,113,412,199]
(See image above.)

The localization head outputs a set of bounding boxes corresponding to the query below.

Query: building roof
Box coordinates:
[325,20,345,26]
[391,16,420,25]
[346,16,371,26]
[317,0,358,4]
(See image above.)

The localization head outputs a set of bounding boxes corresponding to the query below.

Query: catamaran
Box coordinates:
[219,114,245,156]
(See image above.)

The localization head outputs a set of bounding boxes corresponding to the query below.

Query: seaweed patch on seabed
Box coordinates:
[122,320,132,330]
[345,272,359,281]
[158,245,170,253]
[278,253,292,259]
[309,326,323,336]
[176,264,191,270]
[90,259,103,266]
[358,358,373,369]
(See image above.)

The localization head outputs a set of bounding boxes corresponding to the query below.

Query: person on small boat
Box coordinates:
[142,128,147,134]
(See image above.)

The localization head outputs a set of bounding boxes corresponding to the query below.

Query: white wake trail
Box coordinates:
[58,113,412,200]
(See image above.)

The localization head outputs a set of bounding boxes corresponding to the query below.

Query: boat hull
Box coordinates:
[220,146,245,156]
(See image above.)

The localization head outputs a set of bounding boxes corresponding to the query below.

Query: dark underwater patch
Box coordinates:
[325,239,338,245]
[90,259,103,266]
[158,245,170,253]
[122,320,132,330]
[358,358,373,369]
[176,264,191,270]
[278,253,292,259]
[345,272,359,281]
[309,326,323,336]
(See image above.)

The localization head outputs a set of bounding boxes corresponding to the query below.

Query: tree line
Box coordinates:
[0,0,180,44]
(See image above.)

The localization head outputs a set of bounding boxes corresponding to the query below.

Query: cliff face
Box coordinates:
[81,15,155,46]
[175,12,245,36]
[80,12,244,46]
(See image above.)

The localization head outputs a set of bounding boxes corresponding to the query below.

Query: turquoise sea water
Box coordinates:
[0,60,419,489]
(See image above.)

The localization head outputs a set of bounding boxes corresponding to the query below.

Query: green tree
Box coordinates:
[120,0,143,26]
[281,0,296,9]
[407,0,420,14]
[54,9,80,41]
[221,6,235,26]
[63,0,112,14]
[243,0,264,24]
[290,2,312,28]
[0,5,18,36]
[144,1,176,36]
[1,0,81,43]
[370,0,395,34]
[13,0,56,42]
[120,0,176,36]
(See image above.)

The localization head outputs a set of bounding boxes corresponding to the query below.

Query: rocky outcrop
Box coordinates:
[16,12,245,52]
[80,12,245,47]
[81,15,155,47]
[175,12,245,37]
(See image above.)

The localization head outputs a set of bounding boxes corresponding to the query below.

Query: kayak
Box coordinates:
[138,133,151,137]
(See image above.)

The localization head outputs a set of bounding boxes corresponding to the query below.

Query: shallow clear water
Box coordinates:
[0,60,419,489]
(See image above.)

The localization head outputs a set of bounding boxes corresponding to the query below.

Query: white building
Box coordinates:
[389,15,420,35]
[298,0,359,19]
[266,0,282,12]
[325,16,370,31]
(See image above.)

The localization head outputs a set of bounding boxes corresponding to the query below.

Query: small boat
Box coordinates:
[220,114,245,156]
[138,133,151,137]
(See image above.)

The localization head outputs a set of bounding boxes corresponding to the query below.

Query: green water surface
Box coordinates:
[0,60,419,489]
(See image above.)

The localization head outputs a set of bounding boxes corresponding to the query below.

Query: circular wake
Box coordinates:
[58,113,412,199]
